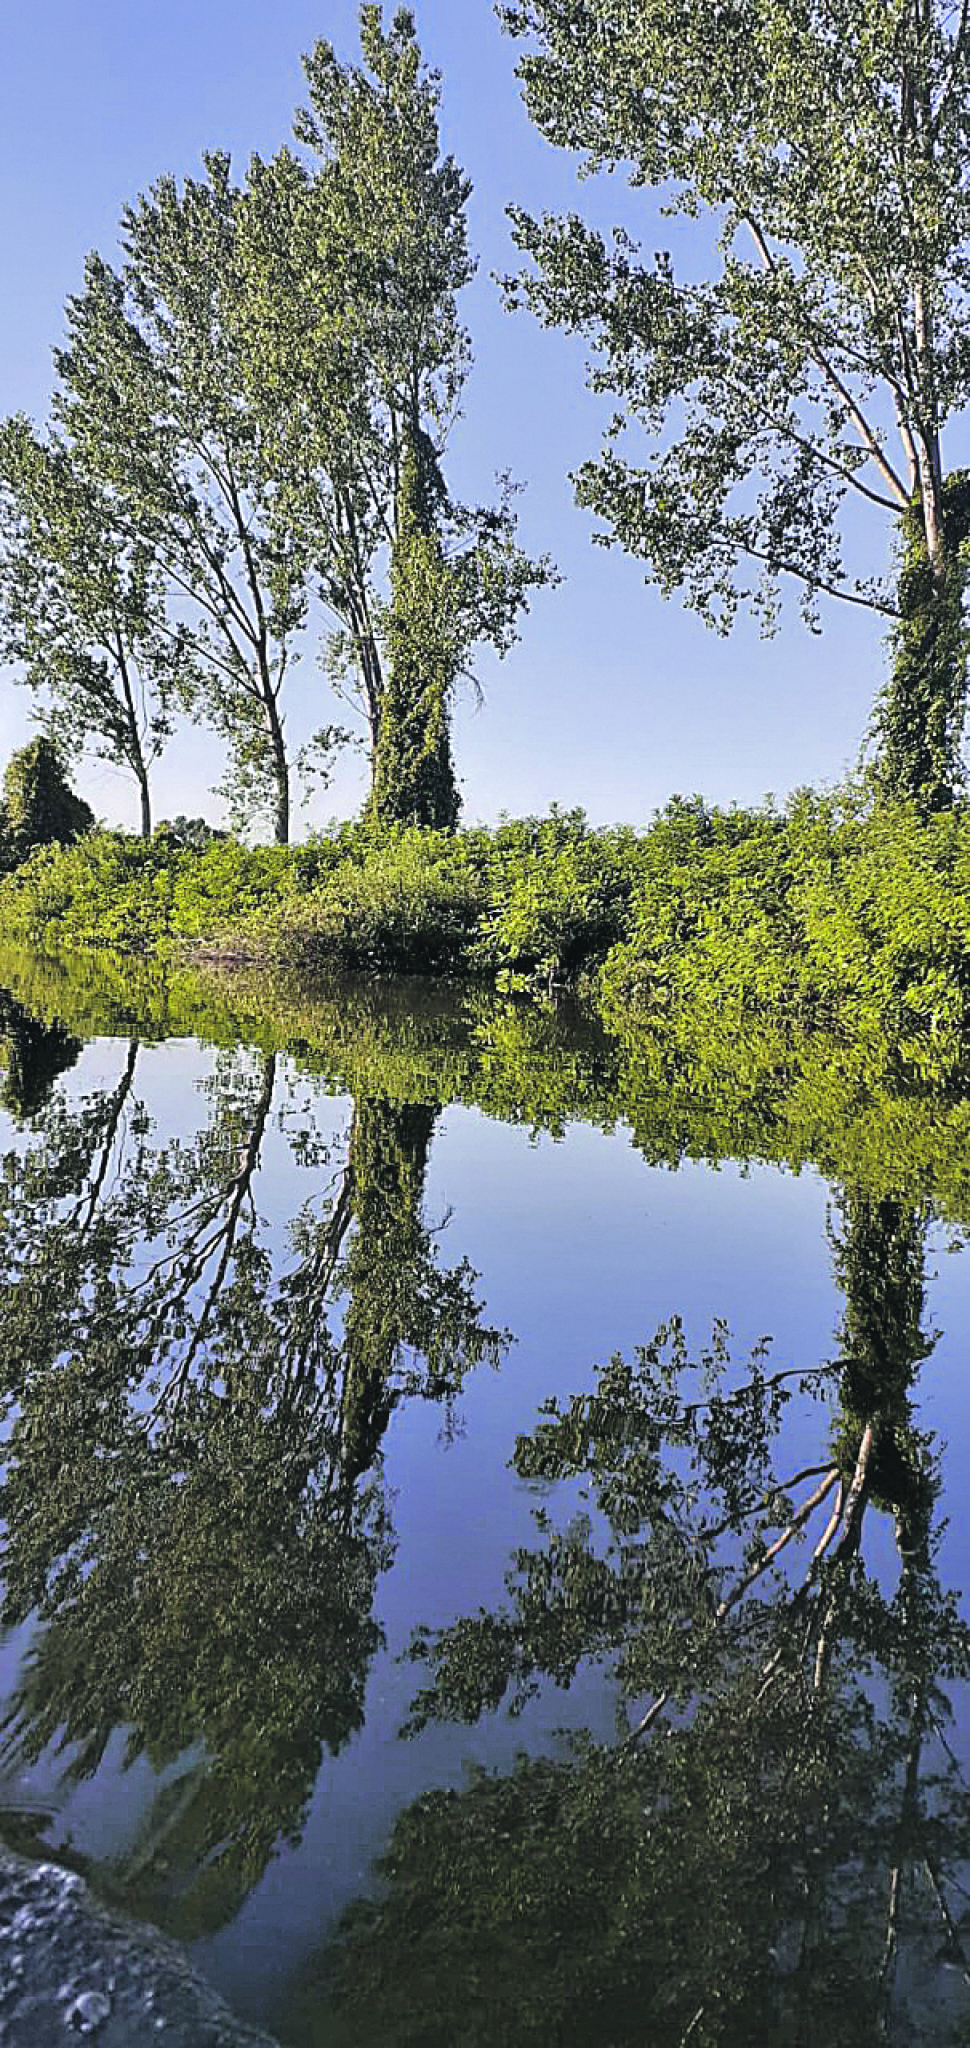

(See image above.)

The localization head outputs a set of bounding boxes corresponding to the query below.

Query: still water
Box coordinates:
[2,950,970,2044]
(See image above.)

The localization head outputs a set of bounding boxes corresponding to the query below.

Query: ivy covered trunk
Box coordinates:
[369,432,460,831]
[339,1096,438,1483]
[877,474,970,814]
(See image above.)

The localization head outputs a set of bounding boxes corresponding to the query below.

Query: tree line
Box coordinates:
[0,7,552,843]
[5,1,970,843]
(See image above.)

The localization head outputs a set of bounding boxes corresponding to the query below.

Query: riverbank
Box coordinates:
[1,794,969,1079]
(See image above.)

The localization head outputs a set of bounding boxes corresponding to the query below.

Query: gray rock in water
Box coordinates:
[0,1850,280,2046]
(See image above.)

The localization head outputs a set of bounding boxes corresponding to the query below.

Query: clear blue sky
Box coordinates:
[0,1,894,832]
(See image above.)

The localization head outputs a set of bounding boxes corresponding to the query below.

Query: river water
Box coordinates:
[1,950,970,2045]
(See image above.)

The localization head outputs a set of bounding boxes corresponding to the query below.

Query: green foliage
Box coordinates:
[500,0,970,802]
[370,433,461,829]
[875,473,970,813]
[261,827,487,973]
[601,791,970,1081]
[240,5,553,805]
[53,156,312,843]
[0,419,180,837]
[474,807,642,987]
[6,795,970,1088]
[0,740,94,872]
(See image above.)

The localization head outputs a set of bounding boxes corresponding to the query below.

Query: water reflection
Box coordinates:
[2,955,970,2042]
[0,986,82,1123]
[0,1034,506,1940]
[303,1191,970,2046]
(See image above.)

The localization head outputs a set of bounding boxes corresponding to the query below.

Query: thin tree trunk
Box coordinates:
[114,639,153,838]
[137,762,152,840]
[259,654,289,846]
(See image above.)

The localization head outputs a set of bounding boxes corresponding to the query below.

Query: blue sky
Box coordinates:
[0,1,894,832]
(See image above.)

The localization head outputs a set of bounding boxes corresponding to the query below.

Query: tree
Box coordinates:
[53,157,312,843]
[0,739,93,869]
[240,5,555,826]
[0,422,181,837]
[500,0,970,811]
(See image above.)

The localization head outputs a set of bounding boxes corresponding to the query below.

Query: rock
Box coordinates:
[0,1850,280,2046]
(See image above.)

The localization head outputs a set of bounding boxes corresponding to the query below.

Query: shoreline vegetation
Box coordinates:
[1,786,970,1087]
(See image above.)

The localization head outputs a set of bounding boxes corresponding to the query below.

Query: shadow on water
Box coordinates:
[1,949,970,2041]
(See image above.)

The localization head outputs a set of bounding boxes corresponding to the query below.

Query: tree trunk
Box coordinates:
[875,479,970,814]
[369,428,460,831]
[137,764,152,840]
[115,643,153,839]
[271,738,290,847]
[260,663,290,846]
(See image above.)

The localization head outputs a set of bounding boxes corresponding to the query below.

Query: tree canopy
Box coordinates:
[501,0,970,807]
[0,7,552,842]
[0,421,181,837]
[242,4,554,827]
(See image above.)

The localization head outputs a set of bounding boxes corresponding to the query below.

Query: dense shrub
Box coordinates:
[252,828,487,974]
[601,791,970,1074]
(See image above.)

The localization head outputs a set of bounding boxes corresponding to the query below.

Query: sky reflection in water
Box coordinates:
[1,958,970,2044]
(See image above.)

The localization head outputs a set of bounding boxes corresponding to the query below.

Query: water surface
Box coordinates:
[1,952,970,2044]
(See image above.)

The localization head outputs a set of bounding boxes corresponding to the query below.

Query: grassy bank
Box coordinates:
[2,794,970,1078]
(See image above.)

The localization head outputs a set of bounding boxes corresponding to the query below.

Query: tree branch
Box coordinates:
[743,216,911,506]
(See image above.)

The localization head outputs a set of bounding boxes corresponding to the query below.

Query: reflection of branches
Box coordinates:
[0,1053,508,1941]
[362,1197,970,2047]
[145,1052,276,1423]
[74,1038,140,1238]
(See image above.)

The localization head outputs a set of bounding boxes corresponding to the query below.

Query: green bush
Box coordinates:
[473,810,644,988]
[258,827,487,974]
[4,794,970,1081]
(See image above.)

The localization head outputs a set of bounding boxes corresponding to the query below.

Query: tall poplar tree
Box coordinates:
[501,0,970,811]
[242,5,554,827]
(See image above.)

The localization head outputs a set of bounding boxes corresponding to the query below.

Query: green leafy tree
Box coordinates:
[240,5,555,825]
[53,157,313,842]
[500,0,970,811]
[0,423,178,837]
[0,738,93,869]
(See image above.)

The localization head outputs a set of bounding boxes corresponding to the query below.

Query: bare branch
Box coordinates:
[932,0,970,136]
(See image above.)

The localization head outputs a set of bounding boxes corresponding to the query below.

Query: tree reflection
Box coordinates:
[306,1192,970,2047]
[0,987,82,1122]
[0,1042,506,1938]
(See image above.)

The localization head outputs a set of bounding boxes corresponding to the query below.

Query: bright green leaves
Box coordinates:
[54,160,311,844]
